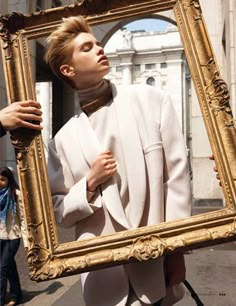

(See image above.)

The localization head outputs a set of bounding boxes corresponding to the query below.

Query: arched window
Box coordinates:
[146,77,155,86]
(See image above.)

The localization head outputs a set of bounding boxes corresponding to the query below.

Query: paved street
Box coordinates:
[6,230,236,306]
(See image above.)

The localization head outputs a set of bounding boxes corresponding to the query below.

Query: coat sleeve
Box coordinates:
[160,94,192,221]
[47,140,102,228]
[0,117,7,137]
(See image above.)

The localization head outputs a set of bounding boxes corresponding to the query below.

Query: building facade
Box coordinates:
[0,0,235,208]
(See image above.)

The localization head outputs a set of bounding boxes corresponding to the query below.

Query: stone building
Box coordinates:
[0,0,235,209]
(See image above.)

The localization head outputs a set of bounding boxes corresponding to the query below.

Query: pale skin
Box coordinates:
[86,151,117,192]
[0,100,42,131]
[60,31,185,287]
[209,155,221,185]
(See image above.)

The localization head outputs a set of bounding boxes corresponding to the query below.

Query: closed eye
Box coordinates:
[82,42,93,52]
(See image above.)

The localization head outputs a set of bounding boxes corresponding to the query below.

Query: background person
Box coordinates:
[0,167,27,306]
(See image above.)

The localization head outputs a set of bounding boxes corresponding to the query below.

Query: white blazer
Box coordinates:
[47,83,191,306]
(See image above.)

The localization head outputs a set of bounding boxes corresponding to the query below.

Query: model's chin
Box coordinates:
[100,66,110,77]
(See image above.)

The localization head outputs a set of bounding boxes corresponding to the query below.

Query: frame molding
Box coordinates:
[0,0,236,282]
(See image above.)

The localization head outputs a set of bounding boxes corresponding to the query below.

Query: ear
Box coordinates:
[60,64,75,77]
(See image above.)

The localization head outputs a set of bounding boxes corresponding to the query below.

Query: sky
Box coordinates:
[125,18,169,32]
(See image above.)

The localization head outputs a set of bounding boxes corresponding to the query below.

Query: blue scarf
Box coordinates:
[0,186,16,225]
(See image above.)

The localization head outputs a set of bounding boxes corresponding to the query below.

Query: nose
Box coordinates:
[96,45,104,55]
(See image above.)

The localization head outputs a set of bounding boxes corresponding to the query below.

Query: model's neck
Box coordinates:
[78,79,110,105]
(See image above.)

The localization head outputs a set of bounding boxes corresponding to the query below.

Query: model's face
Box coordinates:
[61,32,110,89]
[0,175,8,190]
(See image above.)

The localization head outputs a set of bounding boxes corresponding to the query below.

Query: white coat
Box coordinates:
[47,83,191,306]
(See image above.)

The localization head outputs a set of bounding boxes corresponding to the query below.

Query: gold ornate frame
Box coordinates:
[0,0,236,282]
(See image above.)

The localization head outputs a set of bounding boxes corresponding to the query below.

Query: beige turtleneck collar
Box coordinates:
[78,79,110,106]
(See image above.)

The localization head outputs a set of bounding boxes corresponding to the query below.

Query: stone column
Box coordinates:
[122,64,133,85]
[36,82,52,157]
[117,50,135,85]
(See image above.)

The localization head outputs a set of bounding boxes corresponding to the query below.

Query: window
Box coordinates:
[134,64,141,72]
[160,62,167,68]
[146,77,155,86]
[145,63,156,70]
[116,66,123,72]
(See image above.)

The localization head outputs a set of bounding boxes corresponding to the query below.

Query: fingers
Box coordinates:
[100,150,113,158]
[209,154,222,186]
[104,159,117,171]
[14,100,43,130]
[18,100,42,109]
[19,120,43,130]
[1,100,43,131]
[11,100,42,114]
[216,173,222,186]
[102,158,117,176]
[7,113,43,131]
[20,106,42,116]
[89,151,117,188]
[17,101,42,115]
[103,153,117,171]
[19,113,43,122]
[99,151,117,171]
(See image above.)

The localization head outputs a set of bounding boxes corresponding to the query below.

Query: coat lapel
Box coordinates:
[74,110,130,229]
[112,84,146,228]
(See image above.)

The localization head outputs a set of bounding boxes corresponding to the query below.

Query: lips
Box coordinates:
[98,55,108,63]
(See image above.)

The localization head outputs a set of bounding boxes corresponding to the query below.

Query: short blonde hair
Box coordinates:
[45,16,91,87]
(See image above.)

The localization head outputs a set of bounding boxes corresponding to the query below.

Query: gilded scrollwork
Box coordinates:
[229,218,236,236]
[10,129,38,150]
[128,235,166,261]
[200,58,216,73]
[10,133,37,171]
[28,251,69,281]
[205,72,231,115]
[0,14,23,62]
[182,0,201,11]
[1,0,236,283]
[26,220,66,281]
[27,221,236,282]
[0,18,10,50]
